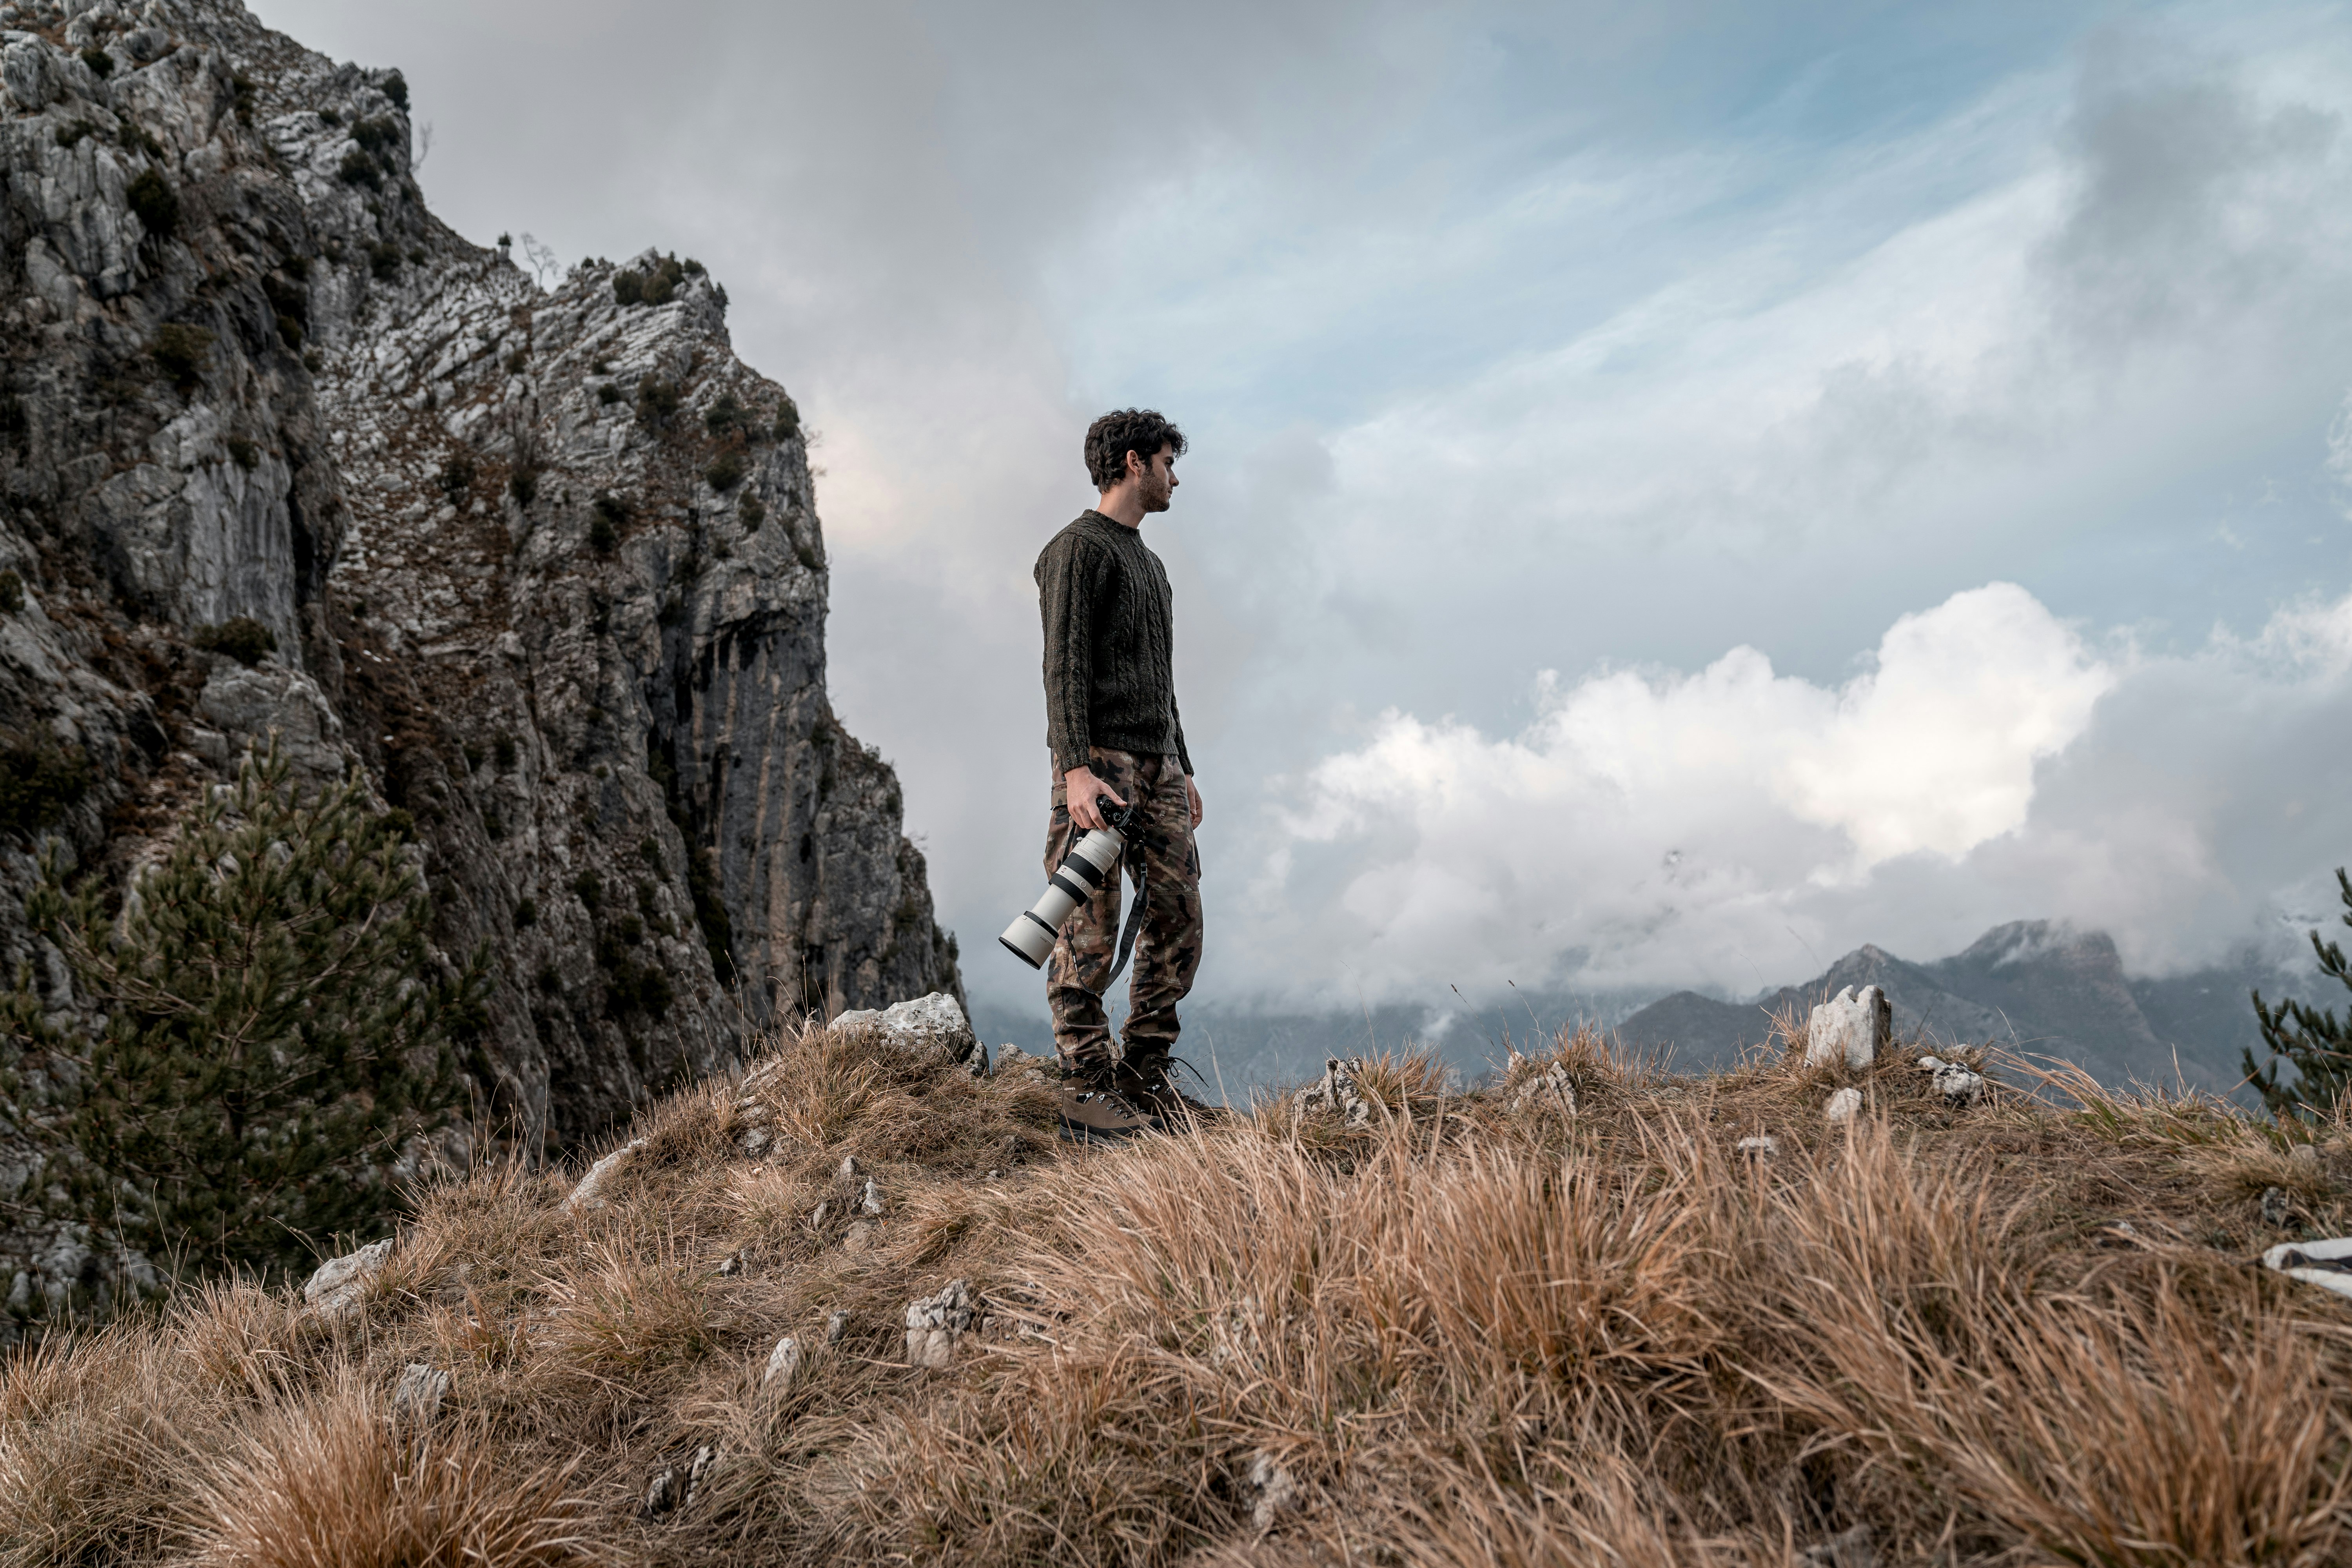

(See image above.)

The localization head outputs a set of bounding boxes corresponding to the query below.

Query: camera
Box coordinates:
[999,796,1137,968]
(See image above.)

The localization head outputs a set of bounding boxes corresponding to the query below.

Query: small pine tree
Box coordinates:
[0,742,484,1287]
[2247,867,2352,1120]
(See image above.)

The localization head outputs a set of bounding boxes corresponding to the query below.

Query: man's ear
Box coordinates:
[1125,448,1147,481]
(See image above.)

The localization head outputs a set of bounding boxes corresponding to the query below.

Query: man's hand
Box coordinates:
[1185,774,1203,829]
[1064,765,1126,832]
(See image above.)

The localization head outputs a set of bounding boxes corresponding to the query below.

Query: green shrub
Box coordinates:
[118,122,165,158]
[80,46,112,77]
[636,376,679,424]
[596,383,621,406]
[151,324,214,391]
[494,734,518,770]
[682,257,705,276]
[225,438,258,470]
[0,733,91,836]
[611,270,642,306]
[639,269,675,306]
[0,572,23,613]
[795,536,824,573]
[339,149,381,188]
[230,72,256,120]
[319,107,342,126]
[382,70,408,110]
[0,742,481,1288]
[483,810,505,840]
[573,871,603,910]
[191,615,277,666]
[657,593,684,627]
[504,348,528,375]
[436,452,475,500]
[55,119,98,148]
[276,312,303,348]
[739,494,766,529]
[368,241,401,279]
[588,515,617,553]
[773,395,800,440]
[351,116,398,154]
[508,463,542,506]
[303,349,323,373]
[125,169,178,238]
[514,897,536,929]
[407,247,425,265]
[704,452,745,492]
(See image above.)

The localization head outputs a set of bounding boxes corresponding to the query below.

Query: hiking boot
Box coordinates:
[1114,1053,1229,1130]
[1056,1066,1156,1145]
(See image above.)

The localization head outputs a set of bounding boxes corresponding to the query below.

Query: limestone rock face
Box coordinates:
[0,0,961,1163]
[1806,985,1891,1071]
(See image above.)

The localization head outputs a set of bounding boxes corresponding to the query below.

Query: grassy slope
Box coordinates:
[5,1020,2352,1566]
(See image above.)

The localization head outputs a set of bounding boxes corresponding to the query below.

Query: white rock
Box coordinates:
[1825,1087,1863,1125]
[1736,1135,1778,1159]
[904,1278,976,1367]
[1246,1451,1299,1529]
[1806,984,1891,1070]
[833,992,978,1066]
[838,1154,863,1181]
[390,1361,449,1429]
[739,1126,771,1157]
[761,1335,802,1389]
[2291,1143,2321,1166]
[301,1238,393,1318]
[1298,1057,1372,1128]
[825,1308,848,1344]
[1509,1062,1576,1117]
[1800,1523,1875,1568]
[842,1220,876,1253]
[859,1177,884,1216]
[1925,1060,1986,1107]
[566,1138,645,1211]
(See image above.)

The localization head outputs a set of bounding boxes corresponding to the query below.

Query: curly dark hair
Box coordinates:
[1084,408,1187,490]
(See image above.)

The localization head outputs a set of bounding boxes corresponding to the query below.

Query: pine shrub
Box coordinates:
[0,732,91,837]
[126,169,178,239]
[0,743,481,1286]
[151,324,214,392]
[704,452,745,492]
[2250,867,2352,1118]
[192,616,277,666]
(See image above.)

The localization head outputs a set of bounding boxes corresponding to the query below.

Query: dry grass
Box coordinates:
[7,1016,2352,1565]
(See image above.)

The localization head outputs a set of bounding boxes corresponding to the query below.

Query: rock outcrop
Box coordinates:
[0,0,960,1163]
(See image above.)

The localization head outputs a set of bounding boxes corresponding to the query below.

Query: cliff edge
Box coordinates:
[0,0,961,1158]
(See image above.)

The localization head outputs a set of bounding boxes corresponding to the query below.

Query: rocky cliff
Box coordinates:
[0,0,961,1158]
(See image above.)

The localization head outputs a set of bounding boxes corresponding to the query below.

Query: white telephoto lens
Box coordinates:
[999,825,1125,968]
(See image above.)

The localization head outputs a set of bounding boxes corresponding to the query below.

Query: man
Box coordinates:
[1035,408,1214,1140]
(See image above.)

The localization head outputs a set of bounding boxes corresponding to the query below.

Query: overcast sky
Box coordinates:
[259,0,2352,1024]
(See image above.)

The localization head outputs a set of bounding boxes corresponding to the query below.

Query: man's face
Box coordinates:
[1132,445,1178,512]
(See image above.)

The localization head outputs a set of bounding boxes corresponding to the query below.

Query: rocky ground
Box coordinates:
[0,0,959,1294]
[4,1007,2350,1566]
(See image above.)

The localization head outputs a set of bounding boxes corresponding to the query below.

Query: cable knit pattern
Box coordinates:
[1034,511,1190,779]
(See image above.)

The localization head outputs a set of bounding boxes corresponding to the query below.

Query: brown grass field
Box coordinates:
[6,1016,2352,1566]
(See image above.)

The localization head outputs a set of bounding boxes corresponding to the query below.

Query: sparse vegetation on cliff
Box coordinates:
[0,746,485,1294]
[4,1014,2348,1565]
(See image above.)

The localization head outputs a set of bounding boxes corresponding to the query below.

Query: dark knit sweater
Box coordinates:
[1035,510,1191,779]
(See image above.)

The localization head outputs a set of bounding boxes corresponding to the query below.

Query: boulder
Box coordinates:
[2263,1236,2352,1298]
[1298,1057,1372,1128]
[566,1138,645,1212]
[761,1335,802,1390]
[1806,985,1891,1070]
[1246,1451,1299,1529]
[904,1278,976,1367]
[1917,1056,1987,1107]
[390,1362,449,1430]
[833,992,978,1065]
[1825,1087,1863,1125]
[1508,1061,1576,1117]
[301,1238,393,1318]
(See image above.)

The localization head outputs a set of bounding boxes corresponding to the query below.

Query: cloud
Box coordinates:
[1237,578,2352,1003]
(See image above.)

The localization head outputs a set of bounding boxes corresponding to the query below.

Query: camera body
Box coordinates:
[999,796,1137,968]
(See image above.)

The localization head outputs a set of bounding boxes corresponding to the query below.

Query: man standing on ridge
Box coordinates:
[1035,409,1214,1141]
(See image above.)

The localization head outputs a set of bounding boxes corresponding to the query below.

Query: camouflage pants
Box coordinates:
[1044,748,1202,1069]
